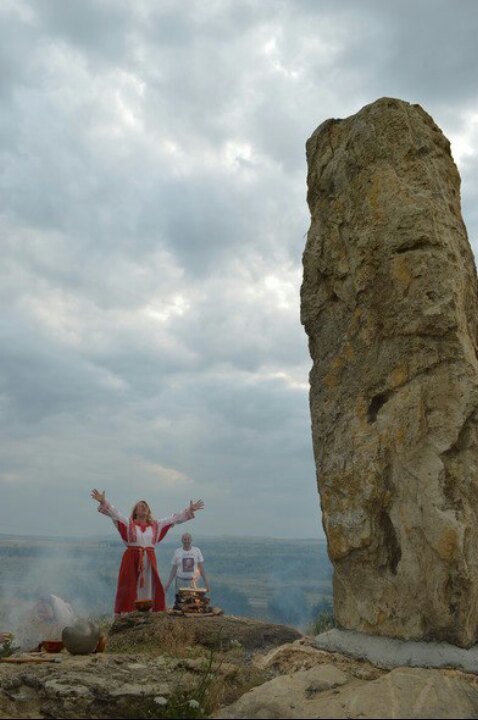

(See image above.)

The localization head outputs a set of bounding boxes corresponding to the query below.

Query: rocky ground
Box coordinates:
[1,614,478,719]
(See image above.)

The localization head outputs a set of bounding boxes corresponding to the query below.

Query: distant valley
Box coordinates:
[0,534,333,630]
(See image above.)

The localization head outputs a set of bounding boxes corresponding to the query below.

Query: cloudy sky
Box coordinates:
[1,0,478,538]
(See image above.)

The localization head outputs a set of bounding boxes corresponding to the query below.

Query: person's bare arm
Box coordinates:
[164,564,178,592]
[198,562,210,593]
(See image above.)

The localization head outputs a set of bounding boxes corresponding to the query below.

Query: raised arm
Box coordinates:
[154,500,205,544]
[91,490,129,530]
[157,499,205,529]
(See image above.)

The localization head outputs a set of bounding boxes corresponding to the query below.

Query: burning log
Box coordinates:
[173,588,215,616]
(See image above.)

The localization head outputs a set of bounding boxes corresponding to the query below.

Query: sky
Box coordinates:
[1,0,478,539]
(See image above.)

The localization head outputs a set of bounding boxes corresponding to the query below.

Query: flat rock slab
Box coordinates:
[217,663,478,719]
[0,648,264,719]
[0,653,178,719]
[315,628,478,673]
[253,639,383,680]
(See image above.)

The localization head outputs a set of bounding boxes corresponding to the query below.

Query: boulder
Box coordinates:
[217,665,478,719]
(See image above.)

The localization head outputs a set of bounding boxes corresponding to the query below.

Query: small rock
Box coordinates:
[18,673,43,690]
[109,682,170,697]
[305,665,348,695]
[127,663,148,670]
[5,685,37,702]
[351,665,383,680]
[44,679,91,698]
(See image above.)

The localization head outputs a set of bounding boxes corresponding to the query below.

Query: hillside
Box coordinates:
[1,613,477,719]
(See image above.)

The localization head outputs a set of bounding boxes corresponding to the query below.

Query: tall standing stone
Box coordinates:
[301,97,478,647]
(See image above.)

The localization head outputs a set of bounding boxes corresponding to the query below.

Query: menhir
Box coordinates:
[301,97,478,647]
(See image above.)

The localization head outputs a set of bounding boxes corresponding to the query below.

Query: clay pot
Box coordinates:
[62,621,100,655]
[134,599,152,612]
[41,641,64,653]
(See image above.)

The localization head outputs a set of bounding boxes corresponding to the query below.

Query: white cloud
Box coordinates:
[449,109,478,165]
[141,462,191,487]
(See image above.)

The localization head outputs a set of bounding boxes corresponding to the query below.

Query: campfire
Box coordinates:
[172,587,214,616]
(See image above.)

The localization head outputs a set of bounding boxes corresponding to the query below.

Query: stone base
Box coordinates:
[314,628,478,673]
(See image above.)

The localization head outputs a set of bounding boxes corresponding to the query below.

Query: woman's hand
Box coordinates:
[189,499,204,513]
[91,489,106,504]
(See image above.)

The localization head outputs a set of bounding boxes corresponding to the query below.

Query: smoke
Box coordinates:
[0,539,122,645]
[264,539,333,630]
[268,585,312,628]
[0,535,334,640]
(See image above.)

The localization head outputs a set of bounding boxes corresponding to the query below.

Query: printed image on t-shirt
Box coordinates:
[182,557,195,574]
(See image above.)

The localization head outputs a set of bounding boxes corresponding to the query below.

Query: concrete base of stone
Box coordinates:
[314,628,478,674]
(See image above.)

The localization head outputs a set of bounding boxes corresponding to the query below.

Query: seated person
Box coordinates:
[16,594,76,651]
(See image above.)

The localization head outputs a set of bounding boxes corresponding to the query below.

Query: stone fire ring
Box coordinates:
[314,629,478,674]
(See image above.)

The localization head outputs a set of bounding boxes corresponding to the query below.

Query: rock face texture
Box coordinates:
[218,664,478,720]
[301,97,478,647]
[4,636,478,720]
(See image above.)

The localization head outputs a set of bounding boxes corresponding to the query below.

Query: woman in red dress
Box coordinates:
[91,489,204,615]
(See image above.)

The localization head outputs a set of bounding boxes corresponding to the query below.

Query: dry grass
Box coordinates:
[107,615,198,657]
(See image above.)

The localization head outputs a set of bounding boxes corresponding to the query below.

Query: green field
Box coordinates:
[0,534,333,630]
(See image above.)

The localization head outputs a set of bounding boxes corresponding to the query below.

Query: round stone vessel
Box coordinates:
[62,620,100,655]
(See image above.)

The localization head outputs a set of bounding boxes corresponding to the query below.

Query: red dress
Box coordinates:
[98,500,194,613]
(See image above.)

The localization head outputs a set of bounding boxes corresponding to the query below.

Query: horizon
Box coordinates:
[0,531,327,543]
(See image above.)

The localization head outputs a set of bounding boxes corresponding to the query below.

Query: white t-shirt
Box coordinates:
[172,546,204,579]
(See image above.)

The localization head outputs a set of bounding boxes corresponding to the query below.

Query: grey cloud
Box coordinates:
[0,311,125,425]
[0,16,36,101]
[173,299,305,373]
[369,0,478,107]
[0,0,476,538]
[104,375,316,532]
[32,0,133,66]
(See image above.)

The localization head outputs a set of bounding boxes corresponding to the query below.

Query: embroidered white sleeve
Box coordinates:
[158,507,194,529]
[97,500,129,525]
